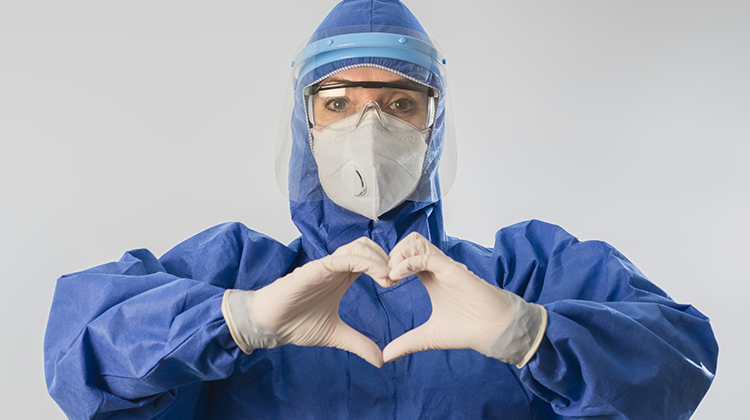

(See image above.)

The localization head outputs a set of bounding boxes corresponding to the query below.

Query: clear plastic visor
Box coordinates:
[305,81,438,131]
[275,30,457,202]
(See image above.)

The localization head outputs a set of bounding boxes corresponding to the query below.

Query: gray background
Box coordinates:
[1,0,747,418]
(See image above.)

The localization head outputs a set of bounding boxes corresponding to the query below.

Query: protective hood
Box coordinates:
[286,0,451,258]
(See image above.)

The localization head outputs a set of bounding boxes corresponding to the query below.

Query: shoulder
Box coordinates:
[493,220,652,301]
[165,222,295,253]
[443,220,576,267]
[159,222,302,287]
[496,219,574,244]
[493,219,620,260]
[448,219,618,260]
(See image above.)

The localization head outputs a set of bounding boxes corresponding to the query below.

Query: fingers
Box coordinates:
[328,319,384,368]
[389,252,458,283]
[327,237,395,287]
[388,232,445,274]
[334,237,389,265]
[327,234,449,287]
[298,234,456,290]
[322,255,393,289]
[382,322,439,364]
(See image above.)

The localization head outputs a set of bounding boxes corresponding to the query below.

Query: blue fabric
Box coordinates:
[45,221,717,419]
[44,1,717,419]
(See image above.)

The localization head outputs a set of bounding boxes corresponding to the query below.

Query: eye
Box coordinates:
[390,97,416,113]
[325,97,349,111]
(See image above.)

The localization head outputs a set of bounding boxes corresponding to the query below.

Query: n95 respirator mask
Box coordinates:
[311,103,429,221]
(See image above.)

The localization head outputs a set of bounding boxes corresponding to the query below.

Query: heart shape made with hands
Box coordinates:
[248,232,523,369]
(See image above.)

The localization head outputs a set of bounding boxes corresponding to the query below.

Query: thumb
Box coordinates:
[328,320,384,368]
[382,322,439,364]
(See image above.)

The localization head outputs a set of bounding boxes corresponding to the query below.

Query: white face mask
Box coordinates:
[311,106,430,221]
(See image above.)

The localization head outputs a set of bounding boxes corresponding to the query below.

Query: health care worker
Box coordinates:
[44,0,718,419]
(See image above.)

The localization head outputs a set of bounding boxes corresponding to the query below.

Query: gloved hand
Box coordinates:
[382,232,547,367]
[222,237,393,368]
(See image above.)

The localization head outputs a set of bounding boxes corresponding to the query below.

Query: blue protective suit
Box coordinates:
[44,1,718,419]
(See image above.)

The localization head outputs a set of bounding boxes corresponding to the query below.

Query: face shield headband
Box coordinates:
[292,32,447,92]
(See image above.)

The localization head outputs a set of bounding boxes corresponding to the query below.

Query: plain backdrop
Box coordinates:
[1,1,747,418]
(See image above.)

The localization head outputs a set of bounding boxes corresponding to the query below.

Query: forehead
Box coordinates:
[322,67,410,84]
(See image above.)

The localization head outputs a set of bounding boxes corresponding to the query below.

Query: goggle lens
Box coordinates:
[305,81,438,130]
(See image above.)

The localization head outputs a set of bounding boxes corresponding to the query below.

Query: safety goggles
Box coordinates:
[304,81,440,131]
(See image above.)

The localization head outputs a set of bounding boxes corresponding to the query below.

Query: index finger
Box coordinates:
[322,254,393,289]
[333,237,389,266]
[388,232,444,270]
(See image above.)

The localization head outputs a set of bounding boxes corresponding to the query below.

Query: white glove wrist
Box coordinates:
[221,289,281,354]
[488,298,548,368]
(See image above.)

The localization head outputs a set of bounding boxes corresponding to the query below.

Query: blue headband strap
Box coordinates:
[292,33,446,89]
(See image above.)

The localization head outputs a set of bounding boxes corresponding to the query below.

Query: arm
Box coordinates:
[494,220,718,418]
[43,222,298,420]
[382,221,716,418]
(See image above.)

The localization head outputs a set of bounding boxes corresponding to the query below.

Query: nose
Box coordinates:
[354,101,385,127]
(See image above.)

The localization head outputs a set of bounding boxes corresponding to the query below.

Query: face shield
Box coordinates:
[275,27,457,205]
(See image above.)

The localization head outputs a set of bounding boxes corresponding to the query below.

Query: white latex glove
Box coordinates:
[383,232,547,367]
[222,237,394,368]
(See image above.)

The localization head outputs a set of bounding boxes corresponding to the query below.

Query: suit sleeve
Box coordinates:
[491,220,718,419]
[43,222,298,420]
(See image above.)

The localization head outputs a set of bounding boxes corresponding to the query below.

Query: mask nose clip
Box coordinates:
[355,101,385,127]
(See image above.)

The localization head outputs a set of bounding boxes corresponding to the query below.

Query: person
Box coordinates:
[44,0,718,419]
